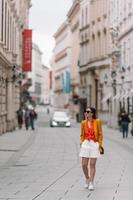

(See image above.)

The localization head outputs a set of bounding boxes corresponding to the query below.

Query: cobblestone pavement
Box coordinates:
[0,112,133,200]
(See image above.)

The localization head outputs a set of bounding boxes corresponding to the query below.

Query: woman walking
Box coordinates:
[119,110,131,138]
[79,107,103,190]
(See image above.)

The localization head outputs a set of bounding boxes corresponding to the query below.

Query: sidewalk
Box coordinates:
[103,125,133,153]
[0,128,34,169]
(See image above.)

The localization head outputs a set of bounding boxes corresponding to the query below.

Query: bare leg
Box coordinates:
[89,158,97,182]
[82,157,89,179]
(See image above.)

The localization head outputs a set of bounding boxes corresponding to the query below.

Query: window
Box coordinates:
[7,10,9,50]
[81,9,84,27]
[10,17,12,51]
[85,7,88,25]
[4,2,7,45]
[1,0,4,42]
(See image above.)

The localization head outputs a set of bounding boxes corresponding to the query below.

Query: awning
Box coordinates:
[111,89,133,100]
[102,93,112,103]
[119,93,125,100]
[128,89,133,97]
[124,92,130,98]
[120,92,130,100]
[113,93,121,100]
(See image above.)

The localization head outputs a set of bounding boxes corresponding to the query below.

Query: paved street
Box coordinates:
[0,110,133,200]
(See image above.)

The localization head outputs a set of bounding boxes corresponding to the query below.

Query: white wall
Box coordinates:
[41,65,50,104]
[28,43,42,101]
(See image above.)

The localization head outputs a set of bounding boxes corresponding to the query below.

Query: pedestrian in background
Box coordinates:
[119,110,131,138]
[47,107,50,114]
[29,108,37,130]
[24,107,30,130]
[16,107,23,129]
[79,107,103,191]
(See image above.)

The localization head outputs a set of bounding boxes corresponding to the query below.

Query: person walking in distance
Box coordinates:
[29,108,37,130]
[79,107,103,190]
[16,107,23,129]
[119,110,131,138]
[24,108,30,130]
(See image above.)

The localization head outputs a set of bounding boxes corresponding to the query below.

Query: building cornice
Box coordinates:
[54,20,69,38]
[67,0,80,20]
[54,65,70,73]
[55,49,67,63]
[79,56,111,73]
[87,55,110,65]
[54,46,71,63]
[118,25,133,41]
[80,24,90,32]
[71,21,79,32]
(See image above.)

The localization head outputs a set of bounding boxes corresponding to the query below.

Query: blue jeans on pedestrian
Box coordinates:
[121,121,128,138]
[30,118,35,130]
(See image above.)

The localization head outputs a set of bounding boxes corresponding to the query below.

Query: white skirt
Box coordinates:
[79,140,100,158]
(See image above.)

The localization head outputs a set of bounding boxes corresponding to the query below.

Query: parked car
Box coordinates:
[50,111,71,127]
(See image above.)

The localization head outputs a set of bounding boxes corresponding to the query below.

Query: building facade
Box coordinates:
[67,0,80,118]
[28,43,43,104]
[52,21,72,111]
[51,0,133,127]
[79,0,112,122]
[41,65,50,105]
[109,0,133,127]
[78,0,90,120]
[0,0,31,134]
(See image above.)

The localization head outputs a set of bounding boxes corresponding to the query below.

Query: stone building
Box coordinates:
[40,65,50,105]
[51,0,133,127]
[109,0,133,127]
[52,21,72,111]
[27,43,43,104]
[78,0,112,122]
[0,0,31,134]
[67,0,80,119]
[78,0,90,120]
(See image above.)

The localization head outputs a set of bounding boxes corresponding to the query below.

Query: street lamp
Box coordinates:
[111,70,117,96]
[11,65,23,84]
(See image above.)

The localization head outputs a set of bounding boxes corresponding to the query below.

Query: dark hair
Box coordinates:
[86,107,97,119]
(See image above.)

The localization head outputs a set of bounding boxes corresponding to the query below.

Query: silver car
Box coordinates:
[50,111,71,127]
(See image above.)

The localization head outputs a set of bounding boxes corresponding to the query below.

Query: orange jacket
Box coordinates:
[80,119,103,149]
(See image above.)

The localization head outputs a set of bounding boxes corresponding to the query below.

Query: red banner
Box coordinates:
[22,29,32,72]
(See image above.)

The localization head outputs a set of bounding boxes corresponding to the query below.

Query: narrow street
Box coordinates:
[0,1,133,199]
[0,109,133,200]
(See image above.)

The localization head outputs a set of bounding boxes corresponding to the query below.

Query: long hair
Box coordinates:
[86,107,97,119]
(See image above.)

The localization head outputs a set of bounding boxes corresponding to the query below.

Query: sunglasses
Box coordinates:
[86,110,92,113]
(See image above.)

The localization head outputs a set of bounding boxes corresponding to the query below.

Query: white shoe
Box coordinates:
[84,179,89,189]
[89,182,94,191]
